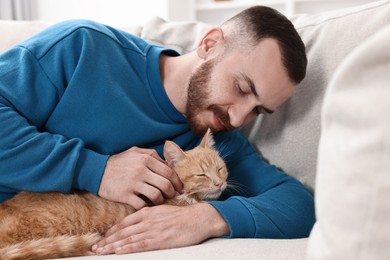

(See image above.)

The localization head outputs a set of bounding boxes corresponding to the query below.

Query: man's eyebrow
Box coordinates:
[241,73,274,114]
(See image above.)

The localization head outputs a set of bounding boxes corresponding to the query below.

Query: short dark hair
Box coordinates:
[221,6,307,84]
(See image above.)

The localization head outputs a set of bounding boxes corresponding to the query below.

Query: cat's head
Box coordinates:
[163,129,228,200]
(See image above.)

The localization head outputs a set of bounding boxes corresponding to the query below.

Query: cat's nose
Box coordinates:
[214,182,223,189]
[215,181,227,191]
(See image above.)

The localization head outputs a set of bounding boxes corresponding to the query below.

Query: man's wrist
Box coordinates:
[193,202,230,237]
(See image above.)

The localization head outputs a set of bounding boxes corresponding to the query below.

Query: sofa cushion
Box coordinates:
[0,20,142,53]
[140,17,211,54]
[242,0,390,191]
[306,23,390,260]
[58,238,308,260]
[0,21,53,52]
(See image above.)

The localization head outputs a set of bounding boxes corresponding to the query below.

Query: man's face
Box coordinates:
[185,38,296,136]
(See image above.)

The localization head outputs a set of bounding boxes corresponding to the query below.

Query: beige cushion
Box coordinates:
[306,23,390,260]
[141,17,210,54]
[58,238,308,260]
[0,20,53,52]
[0,20,142,53]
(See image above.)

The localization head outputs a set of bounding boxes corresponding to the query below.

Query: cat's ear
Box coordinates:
[200,128,215,148]
[164,140,187,167]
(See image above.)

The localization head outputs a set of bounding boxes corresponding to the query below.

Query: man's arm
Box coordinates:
[0,28,182,205]
[209,130,315,238]
[0,46,108,199]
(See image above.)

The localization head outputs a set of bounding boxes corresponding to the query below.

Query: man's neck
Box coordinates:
[159,52,199,115]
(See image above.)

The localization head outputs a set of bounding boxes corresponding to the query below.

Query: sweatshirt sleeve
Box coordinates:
[209,130,315,239]
[0,37,108,200]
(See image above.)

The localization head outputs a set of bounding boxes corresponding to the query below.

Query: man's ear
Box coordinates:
[196,27,224,59]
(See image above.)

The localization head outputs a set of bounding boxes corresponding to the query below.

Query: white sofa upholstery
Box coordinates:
[1,1,389,259]
[307,23,390,260]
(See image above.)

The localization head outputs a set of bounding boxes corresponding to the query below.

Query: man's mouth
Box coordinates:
[208,105,232,132]
[214,115,226,131]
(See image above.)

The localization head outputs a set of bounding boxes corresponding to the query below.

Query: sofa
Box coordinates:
[0,0,389,259]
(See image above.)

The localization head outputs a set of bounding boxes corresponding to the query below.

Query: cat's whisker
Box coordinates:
[218,149,236,165]
[184,191,198,197]
[226,181,250,196]
[221,150,234,161]
[214,140,234,161]
[215,139,228,152]
[183,189,205,197]
[184,187,223,200]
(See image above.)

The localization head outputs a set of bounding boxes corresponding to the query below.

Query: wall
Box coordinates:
[26,0,377,26]
[188,0,376,25]
[33,0,170,27]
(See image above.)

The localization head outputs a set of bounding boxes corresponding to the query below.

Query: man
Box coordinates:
[0,6,315,255]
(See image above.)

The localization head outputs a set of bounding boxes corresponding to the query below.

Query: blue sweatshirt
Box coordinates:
[0,20,315,238]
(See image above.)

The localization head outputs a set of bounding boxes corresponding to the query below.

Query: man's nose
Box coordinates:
[228,103,254,128]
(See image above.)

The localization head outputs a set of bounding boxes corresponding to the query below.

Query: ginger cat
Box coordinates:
[0,129,228,260]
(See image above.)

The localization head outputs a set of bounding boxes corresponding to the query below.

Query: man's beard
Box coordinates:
[185,58,232,136]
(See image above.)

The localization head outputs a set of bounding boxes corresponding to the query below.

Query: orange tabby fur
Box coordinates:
[0,129,228,259]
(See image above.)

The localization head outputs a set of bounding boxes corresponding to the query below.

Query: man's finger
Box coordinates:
[131,147,184,193]
[137,182,165,205]
[104,213,140,239]
[124,194,147,210]
[146,157,184,194]
[130,147,165,163]
[115,238,154,254]
[93,210,148,252]
[148,149,166,164]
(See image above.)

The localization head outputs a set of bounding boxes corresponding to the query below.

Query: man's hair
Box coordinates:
[221,6,307,84]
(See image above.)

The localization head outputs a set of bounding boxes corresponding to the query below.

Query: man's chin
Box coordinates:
[187,116,228,136]
[190,127,209,137]
[188,124,211,137]
[189,126,228,137]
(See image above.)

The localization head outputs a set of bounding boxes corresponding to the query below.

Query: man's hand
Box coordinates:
[98,146,183,209]
[92,203,230,255]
